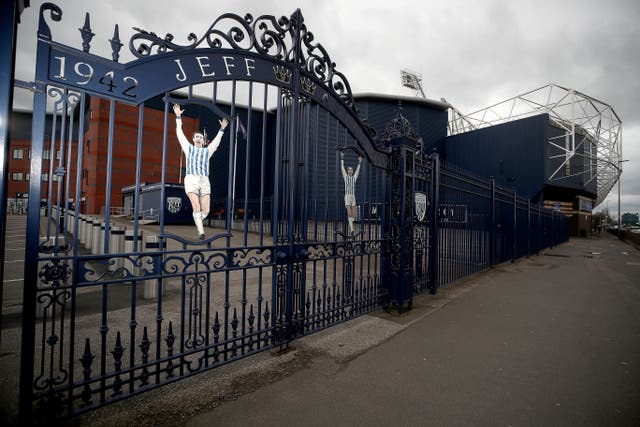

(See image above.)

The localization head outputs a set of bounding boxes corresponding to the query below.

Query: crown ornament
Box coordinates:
[273,65,292,84]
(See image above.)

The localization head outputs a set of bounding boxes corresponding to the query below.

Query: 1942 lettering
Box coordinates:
[52,56,139,98]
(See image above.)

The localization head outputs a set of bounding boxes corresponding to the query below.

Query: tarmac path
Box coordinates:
[187,233,640,427]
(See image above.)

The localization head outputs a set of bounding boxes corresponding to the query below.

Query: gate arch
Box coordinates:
[20,4,389,420]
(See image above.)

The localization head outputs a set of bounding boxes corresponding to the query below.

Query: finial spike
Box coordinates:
[110,24,124,62]
[79,12,95,53]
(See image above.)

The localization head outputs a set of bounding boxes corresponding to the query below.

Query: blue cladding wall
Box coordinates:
[440,114,548,200]
[354,95,449,148]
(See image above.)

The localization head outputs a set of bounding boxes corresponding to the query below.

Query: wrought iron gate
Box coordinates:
[18,4,388,421]
[8,3,572,422]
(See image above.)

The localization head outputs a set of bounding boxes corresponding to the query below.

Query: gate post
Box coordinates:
[428,151,440,294]
[537,204,541,254]
[0,0,19,346]
[20,3,59,421]
[270,9,309,343]
[383,137,418,310]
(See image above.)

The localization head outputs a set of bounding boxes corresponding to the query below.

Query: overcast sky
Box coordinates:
[13,0,640,217]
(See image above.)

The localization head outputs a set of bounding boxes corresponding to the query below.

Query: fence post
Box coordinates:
[512,189,517,263]
[489,177,496,268]
[551,211,556,248]
[537,204,541,254]
[428,152,440,294]
[527,200,531,256]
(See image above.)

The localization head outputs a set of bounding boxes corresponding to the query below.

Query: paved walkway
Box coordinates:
[183,233,640,427]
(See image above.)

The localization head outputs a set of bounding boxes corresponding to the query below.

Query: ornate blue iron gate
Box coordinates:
[10,3,572,422]
[19,4,388,421]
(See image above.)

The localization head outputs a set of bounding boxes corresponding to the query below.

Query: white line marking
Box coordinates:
[626,262,640,266]
[3,278,24,283]
[4,260,24,263]
[3,248,26,251]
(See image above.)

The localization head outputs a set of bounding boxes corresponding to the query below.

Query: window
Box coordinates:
[41,173,49,182]
[25,173,30,181]
[12,172,23,181]
[56,149,62,160]
[12,149,24,159]
[43,149,50,160]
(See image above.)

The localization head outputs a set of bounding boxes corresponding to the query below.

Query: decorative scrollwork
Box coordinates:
[307,244,333,260]
[362,240,382,255]
[128,9,358,113]
[38,3,63,41]
[38,260,71,287]
[382,109,418,141]
[78,256,151,283]
[36,288,71,310]
[46,87,83,114]
[129,12,289,59]
[232,248,272,267]
[205,251,228,270]
[38,235,71,255]
[336,241,362,258]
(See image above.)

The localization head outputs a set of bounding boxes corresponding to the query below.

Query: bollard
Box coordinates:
[143,234,165,299]
[79,215,86,245]
[99,222,108,255]
[123,228,143,280]
[66,210,74,236]
[91,220,102,254]
[108,226,126,272]
[84,217,94,250]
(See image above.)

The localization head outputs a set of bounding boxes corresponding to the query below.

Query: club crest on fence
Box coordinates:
[167,197,182,214]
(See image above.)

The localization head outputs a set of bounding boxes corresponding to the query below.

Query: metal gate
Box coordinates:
[7,3,573,422]
[18,4,389,420]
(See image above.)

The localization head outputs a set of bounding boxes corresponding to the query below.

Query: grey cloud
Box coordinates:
[13,0,640,213]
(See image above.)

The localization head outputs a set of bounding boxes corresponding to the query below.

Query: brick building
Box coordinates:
[7,97,198,215]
